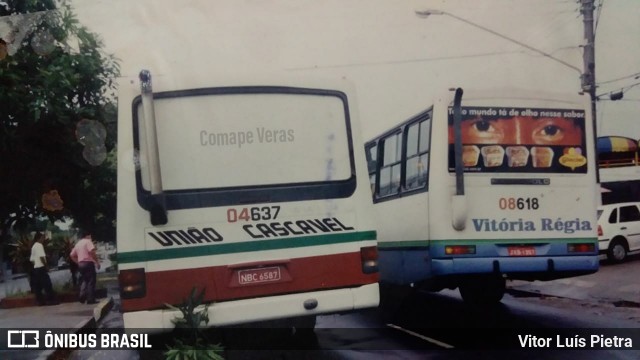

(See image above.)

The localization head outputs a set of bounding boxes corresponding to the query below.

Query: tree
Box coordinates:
[0,0,119,262]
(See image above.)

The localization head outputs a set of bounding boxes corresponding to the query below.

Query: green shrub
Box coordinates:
[165,339,224,360]
[164,287,224,360]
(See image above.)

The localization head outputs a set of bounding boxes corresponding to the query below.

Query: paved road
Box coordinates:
[69,256,640,359]
[510,254,640,305]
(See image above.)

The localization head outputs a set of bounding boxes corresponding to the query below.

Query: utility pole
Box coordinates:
[580,0,599,182]
[581,0,597,115]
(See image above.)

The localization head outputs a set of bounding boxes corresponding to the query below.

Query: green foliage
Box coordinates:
[164,288,225,360]
[166,287,210,330]
[4,285,31,298]
[9,236,34,272]
[6,279,75,299]
[165,339,225,360]
[0,0,119,244]
[9,234,53,272]
[52,278,74,293]
[50,231,68,248]
[52,236,73,262]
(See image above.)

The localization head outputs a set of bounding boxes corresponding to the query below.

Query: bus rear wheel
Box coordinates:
[379,282,416,322]
[459,276,506,305]
[289,315,317,337]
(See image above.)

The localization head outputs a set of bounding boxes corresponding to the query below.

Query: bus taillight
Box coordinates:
[360,246,379,274]
[567,243,596,253]
[119,268,146,299]
[445,245,476,255]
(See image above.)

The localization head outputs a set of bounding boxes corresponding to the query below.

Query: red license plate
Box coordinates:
[237,266,282,286]
[508,247,536,256]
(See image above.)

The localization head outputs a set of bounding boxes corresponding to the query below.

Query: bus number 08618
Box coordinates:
[499,197,539,210]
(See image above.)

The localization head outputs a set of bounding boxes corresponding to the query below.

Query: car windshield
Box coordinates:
[597,209,603,219]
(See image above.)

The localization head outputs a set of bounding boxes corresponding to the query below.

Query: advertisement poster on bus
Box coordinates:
[448,106,587,173]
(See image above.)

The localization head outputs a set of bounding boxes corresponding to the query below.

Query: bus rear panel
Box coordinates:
[117,73,379,331]
[367,89,598,304]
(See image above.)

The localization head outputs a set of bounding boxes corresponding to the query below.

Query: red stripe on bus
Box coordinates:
[121,251,378,312]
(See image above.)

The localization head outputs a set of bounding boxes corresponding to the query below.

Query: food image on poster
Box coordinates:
[481,145,504,167]
[463,145,480,167]
[447,106,587,173]
[506,146,529,167]
[531,146,554,168]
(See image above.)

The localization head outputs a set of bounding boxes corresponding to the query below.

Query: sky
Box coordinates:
[69,0,640,140]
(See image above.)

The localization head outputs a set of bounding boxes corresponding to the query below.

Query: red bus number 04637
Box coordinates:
[227,206,281,222]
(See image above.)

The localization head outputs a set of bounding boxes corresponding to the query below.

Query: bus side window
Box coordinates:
[405,119,430,190]
[367,144,377,196]
[379,133,402,197]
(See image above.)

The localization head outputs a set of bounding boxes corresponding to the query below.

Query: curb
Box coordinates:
[0,288,109,309]
[37,297,114,360]
[506,287,553,299]
[508,285,640,309]
[94,296,115,323]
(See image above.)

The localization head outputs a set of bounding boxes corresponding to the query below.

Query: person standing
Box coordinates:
[69,256,79,287]
[70,231,100,304]
[30,233,57,306]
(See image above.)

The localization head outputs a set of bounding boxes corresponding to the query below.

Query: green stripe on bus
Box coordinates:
[377,240,429,249]
[378,237,597,249]
[118,230,377,264]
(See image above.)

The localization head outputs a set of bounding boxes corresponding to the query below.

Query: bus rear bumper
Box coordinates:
[122,283,379,333]
[432,255,599,278]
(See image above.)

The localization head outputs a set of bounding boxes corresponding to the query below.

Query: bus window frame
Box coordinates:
[378,130,403,198]
[366,142,378,196]
[369,108,433,204]
[131,86,357,211]
[403,115,431,192]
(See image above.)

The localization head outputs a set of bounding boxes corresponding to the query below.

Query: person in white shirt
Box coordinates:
[30,233,57,306]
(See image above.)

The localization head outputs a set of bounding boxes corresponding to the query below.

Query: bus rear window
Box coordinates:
[448,106,587,174]
[135,90,352,191]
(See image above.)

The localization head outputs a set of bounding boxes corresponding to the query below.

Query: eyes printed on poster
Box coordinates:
[448,107,587,173]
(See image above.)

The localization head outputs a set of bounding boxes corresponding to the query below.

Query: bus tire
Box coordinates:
[291,315,318,346]
[459,276,506,305]
[379,282,415,321]
[291,315,316,336]
[293,315,316,329]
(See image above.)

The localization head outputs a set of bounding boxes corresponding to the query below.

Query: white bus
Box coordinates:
[366,88,599,304]
[117,71,379,332]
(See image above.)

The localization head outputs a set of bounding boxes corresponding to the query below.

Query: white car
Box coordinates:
[597,202,640,262]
